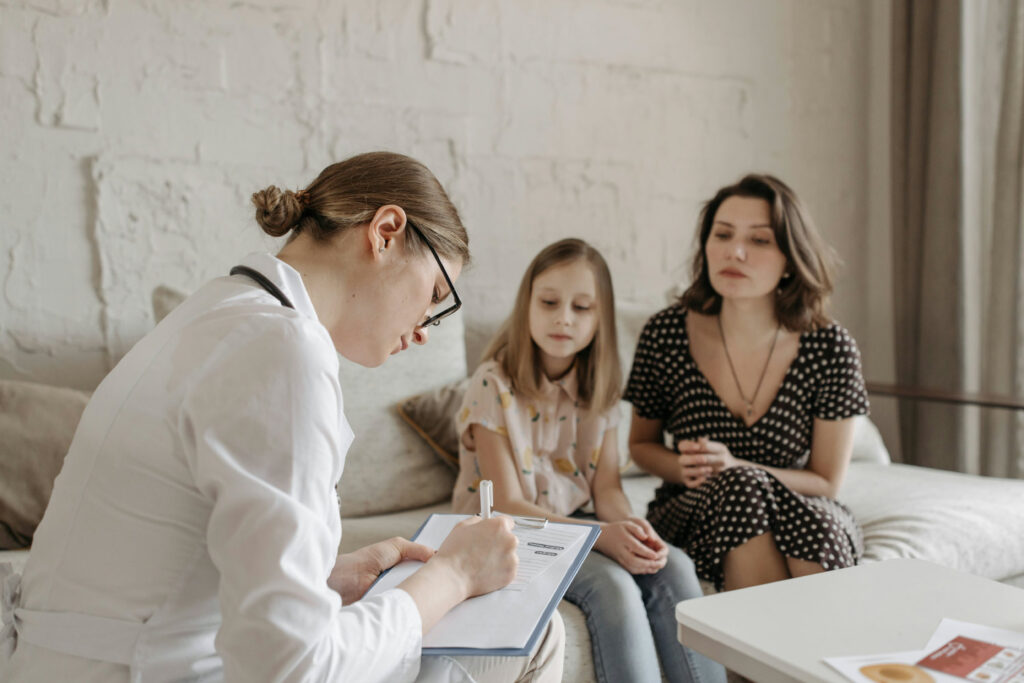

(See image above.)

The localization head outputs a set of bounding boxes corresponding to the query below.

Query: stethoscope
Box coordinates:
[229,266,295,309]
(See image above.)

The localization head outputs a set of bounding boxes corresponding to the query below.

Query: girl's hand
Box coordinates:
[595,519,667,575]
[329,537,436,604]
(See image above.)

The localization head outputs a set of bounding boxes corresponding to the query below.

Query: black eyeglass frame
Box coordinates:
[407,219,462,327]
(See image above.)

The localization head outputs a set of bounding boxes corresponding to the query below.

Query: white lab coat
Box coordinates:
[0,253,434,682]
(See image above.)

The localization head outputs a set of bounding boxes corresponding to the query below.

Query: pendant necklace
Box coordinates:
[718,315,781,419]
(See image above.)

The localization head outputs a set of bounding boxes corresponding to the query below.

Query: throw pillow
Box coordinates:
[152,284,187,324]
[0,380,90,549]
[849,415,892,465]
[397,378,470,470]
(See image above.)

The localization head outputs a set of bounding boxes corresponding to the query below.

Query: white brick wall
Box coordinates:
[0,0,874,389]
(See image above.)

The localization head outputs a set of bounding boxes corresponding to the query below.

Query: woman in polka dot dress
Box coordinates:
[624,174,869,592]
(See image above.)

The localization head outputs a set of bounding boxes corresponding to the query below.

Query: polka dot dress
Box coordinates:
[623,305,869,590]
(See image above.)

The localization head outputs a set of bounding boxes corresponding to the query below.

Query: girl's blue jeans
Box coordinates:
[563,543,726,683]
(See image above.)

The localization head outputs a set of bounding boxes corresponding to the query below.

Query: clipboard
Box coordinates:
[363,513,600,656]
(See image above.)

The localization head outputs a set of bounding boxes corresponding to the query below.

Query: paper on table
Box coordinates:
[825,649,963,682]
[363,514,595,651]
[924,619,1024,652]
[918,619,1024,682]
[825,619,1024,683]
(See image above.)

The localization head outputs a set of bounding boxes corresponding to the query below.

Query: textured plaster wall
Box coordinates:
[0,0,873,391]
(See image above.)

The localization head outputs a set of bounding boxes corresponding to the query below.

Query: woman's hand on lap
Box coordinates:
[676,437,738,486]
[676,439,712,488]
[329,537,436,604]
[697,438,738,473]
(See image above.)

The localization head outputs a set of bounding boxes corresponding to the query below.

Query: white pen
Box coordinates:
[478,480,548,528]
[479,480,493,520]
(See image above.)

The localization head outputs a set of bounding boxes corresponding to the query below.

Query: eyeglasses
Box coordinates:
[407,219,462,327]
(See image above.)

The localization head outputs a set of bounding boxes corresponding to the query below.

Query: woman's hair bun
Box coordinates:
[252,185,304,237]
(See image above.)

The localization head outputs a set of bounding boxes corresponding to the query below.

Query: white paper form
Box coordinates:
[363,514,597,651]
[505,523,586,591]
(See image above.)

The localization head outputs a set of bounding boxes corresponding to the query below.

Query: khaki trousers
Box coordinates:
[417,610,565,683]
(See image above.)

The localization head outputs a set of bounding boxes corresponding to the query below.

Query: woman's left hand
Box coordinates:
[695,437,739,474]
[328,537,436,605]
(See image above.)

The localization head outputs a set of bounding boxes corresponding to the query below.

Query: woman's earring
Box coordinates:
[778,272,792,294]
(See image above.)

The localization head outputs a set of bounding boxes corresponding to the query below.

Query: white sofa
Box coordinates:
[3,305,1024,683]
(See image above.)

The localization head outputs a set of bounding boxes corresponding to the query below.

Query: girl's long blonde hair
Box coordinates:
[483,239,621,413]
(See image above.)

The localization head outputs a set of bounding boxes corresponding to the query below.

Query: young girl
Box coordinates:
[452,239,725,683]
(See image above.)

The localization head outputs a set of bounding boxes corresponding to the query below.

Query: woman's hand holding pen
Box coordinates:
[433,516,519,599]
[329,537,436,605]
[595,517,668,575]
[396,515,518,635]
[676,437,738,488]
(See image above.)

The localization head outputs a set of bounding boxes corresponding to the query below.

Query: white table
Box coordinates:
[675,559,1024,683]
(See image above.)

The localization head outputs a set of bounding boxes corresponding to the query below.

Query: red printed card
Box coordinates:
[917,636,1024,682]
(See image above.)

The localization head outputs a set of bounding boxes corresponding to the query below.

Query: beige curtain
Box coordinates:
[891,0,1024,477]
[891,0,964,471]
[965,0,1024,478]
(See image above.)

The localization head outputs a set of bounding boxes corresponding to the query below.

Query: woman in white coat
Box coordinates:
[0,152,563,682]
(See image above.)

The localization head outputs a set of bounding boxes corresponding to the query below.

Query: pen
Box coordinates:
[479,480,493,520]
[478,482,548,529]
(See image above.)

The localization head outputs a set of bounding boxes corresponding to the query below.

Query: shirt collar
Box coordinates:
[539,364,580,403]
[235,252,319,323]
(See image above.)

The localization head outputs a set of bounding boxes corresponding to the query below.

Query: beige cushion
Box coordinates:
[841,462,1024,581]
[0,380,89,549]
[849,414,891,465]
[152,284,187,323]
[337,314,468,517]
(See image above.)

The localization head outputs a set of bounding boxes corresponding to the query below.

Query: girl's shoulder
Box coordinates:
[467,358,513,393]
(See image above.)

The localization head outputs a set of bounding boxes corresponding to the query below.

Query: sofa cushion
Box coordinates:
[849,415,891,465]
[336,314,467,517]
[396,378,469,470]
[0,380,90,549]
[840,462,1024,581]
